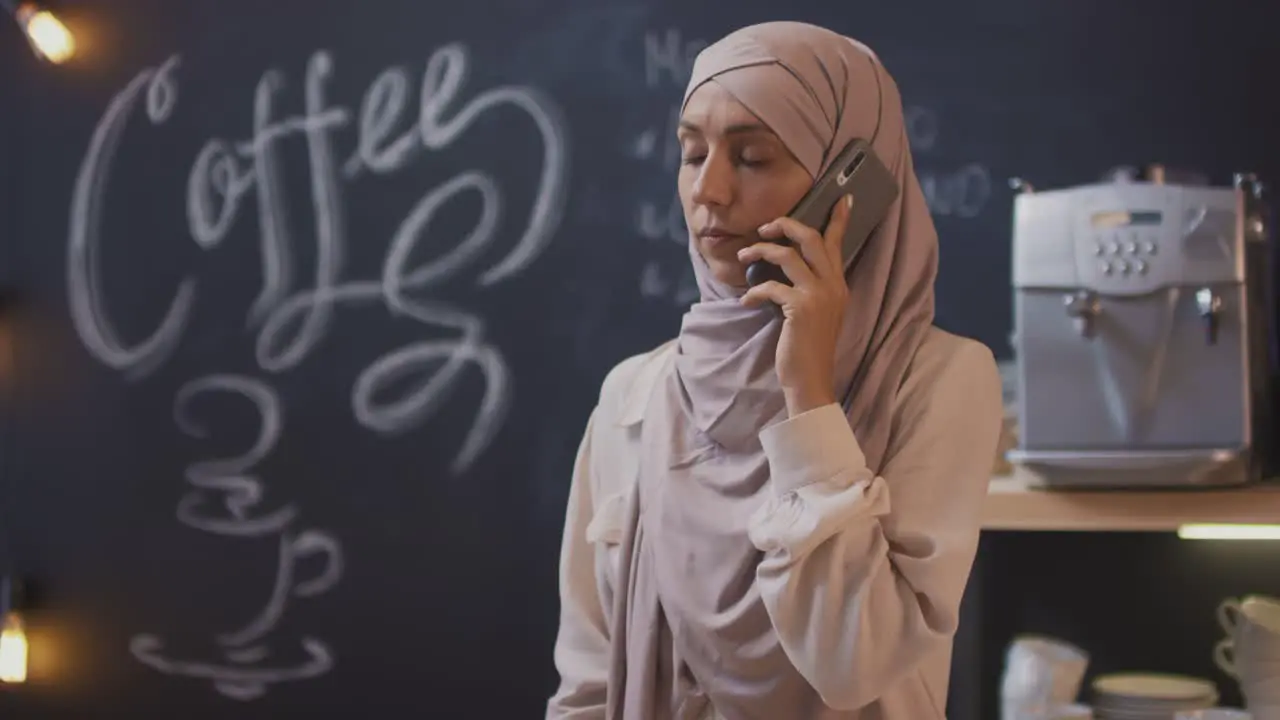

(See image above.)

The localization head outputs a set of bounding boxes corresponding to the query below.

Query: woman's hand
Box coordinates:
[738,195,852,417]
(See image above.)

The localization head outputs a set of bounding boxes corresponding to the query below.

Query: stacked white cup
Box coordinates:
[1001,635,1091,720]
[1215,595,1280,719]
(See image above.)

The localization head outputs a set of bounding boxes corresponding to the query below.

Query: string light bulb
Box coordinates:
[0,578,25,684]
[0,614,26,683]
[12,1,74,64]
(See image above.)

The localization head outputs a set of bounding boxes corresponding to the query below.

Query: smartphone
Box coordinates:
[745,138,899,288]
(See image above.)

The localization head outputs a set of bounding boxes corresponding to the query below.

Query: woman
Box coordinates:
[547,20,1003,720]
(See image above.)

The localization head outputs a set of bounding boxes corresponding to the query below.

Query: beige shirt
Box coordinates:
[546,326,1003,719]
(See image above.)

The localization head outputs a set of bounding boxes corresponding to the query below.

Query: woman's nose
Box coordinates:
[690,155,734,208]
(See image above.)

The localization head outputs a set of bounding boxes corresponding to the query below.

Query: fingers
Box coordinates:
[737,242,816,288]
[758,216,834,280]
[740,279,798,309]
[756,194,855,280]
[824,194,853,270]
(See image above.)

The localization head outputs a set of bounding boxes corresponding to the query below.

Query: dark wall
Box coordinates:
[0,0,1277,718]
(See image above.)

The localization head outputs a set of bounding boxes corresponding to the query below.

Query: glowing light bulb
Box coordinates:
[0,612,27,683]
[15,3,74,64]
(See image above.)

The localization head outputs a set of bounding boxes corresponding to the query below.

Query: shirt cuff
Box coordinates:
[758,402,867,496]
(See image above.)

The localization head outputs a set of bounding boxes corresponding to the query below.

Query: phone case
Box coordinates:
[745,138,900,288]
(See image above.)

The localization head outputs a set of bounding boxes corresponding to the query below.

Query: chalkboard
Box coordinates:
[0,0,1277,717]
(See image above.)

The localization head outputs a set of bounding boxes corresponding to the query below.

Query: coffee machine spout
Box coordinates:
[1063,290,1101,339]
[1195,288,1222,345]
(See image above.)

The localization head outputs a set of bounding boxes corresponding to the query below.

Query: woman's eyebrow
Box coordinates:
[677,120,771,136]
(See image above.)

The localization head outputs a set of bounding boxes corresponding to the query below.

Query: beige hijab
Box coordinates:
[607,21,939,719]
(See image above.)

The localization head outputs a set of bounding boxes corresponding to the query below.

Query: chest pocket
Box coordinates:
[584,419,641,551]
[583,399,644,594]
[585,490,628,547]
[584,489,629,612]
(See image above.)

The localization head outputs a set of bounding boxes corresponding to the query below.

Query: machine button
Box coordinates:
[1124,242,1137,254]
[1143,241,1157,254]
[1117,260,1130,275]
[1099,261,1113,274]
[1135,260,1148,274]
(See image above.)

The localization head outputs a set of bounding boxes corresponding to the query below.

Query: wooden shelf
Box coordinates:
[982,466,1280,532]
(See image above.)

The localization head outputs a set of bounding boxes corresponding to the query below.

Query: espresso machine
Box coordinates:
[1007,166,1277,488]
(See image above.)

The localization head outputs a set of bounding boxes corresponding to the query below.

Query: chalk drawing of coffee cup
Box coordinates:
[130,529,344,700]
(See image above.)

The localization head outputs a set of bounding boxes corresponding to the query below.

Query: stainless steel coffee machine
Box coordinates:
[1008,167,1276,488]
